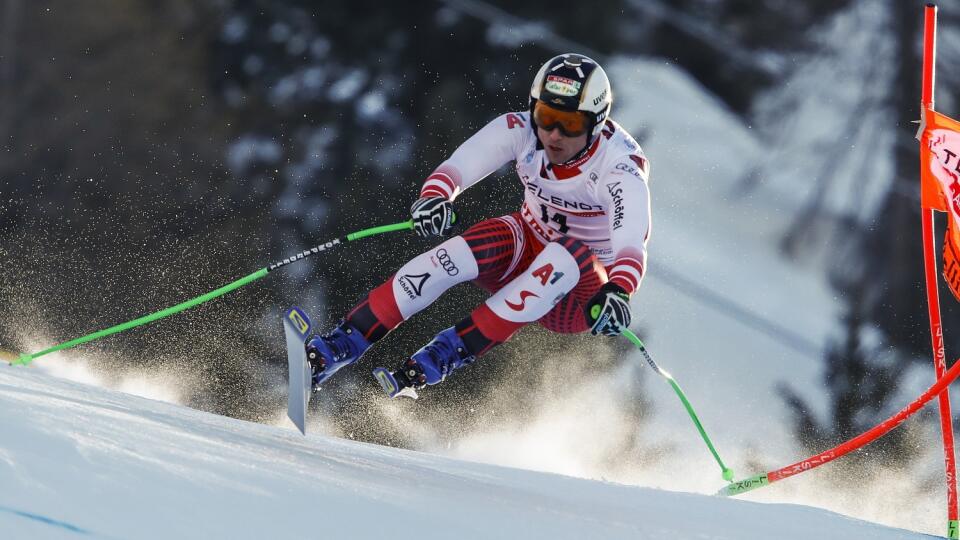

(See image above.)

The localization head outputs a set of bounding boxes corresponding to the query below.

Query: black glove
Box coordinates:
[411,196,456,237]
[585,282,632,336]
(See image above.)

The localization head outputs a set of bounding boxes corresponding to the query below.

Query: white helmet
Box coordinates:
[530,53,612,139]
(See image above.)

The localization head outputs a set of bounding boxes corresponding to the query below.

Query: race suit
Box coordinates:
[345,111,651,356]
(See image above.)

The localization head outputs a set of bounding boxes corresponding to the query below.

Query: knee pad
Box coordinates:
[391,236,479,319]
[484,241,580,323]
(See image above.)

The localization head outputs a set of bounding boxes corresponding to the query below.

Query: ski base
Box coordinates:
[373,367,419,400]
[283,306,313,435]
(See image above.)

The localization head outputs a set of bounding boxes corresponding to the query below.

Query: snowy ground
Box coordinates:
[0,365,935,540]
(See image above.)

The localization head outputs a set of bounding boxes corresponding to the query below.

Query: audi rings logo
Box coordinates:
[435,248,459,276]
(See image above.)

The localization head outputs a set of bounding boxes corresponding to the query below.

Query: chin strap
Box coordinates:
[560,136,595,166]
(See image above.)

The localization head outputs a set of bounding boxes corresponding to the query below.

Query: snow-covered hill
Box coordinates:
[0,365,932,540]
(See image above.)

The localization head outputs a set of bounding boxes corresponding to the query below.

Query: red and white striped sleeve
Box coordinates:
[600,155,651,296]
[420,166,461,199]
[420,112,532,201]
[608,247,646,296]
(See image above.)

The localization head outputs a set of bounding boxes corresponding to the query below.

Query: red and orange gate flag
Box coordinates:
[920,108,960,300]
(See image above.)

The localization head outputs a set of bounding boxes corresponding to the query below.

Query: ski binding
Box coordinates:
[373,367,419,400]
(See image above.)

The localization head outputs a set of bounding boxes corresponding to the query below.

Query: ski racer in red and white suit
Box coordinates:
[305,53,652,397]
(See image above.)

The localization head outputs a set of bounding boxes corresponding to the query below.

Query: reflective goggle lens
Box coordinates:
[533,102,589,137]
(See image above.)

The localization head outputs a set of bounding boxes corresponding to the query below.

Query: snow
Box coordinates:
[605,54,839,477]
[589,54,948,535]
[328,68,368,103]
[749,2,897,223]
[221,15,248,44]
[0,365,931,540]
[225,135,282,174]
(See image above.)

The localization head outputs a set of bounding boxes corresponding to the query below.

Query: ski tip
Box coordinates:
[288,414,306,436]
[283,306,313,339]
[373,367,418,400]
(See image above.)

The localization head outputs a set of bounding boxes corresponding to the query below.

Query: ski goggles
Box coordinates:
[532,101,590,137]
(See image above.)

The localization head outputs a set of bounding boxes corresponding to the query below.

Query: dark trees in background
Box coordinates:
[781,281,927,468]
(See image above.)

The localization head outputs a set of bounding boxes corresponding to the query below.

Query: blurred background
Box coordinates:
[2,0,960,534]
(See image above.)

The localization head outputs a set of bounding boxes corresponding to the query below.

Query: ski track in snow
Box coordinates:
[0,365,934,540]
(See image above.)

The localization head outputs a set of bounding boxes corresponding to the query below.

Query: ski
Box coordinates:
[373,367,419,400]
[283,306,313,435]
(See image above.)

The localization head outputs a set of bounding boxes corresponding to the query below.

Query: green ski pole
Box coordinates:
[621,327,734,483]
[11,220,415,366]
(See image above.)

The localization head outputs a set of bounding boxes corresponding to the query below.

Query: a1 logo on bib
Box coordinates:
[532,263,564,286]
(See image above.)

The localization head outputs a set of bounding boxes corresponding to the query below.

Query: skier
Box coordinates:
[306,53,651,398]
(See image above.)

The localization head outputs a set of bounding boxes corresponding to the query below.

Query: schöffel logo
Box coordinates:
[399,273,431,299]
[607,181,625,230]
[434,248,459,276]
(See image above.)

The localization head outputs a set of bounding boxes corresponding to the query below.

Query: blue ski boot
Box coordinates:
[373,327,475,399]
[305,320,371,389]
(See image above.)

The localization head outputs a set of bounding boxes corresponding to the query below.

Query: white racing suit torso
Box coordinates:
[419,111,651,296]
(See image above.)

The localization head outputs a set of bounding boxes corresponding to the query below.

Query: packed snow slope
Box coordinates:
[0,365,933,540]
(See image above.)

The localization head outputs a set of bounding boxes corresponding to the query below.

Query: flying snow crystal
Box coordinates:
[226,136,282,174]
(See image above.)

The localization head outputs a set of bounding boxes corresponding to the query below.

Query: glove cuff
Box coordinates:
[600,281,630,300]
